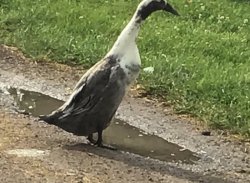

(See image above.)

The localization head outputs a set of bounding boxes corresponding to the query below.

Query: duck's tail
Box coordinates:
[38,112,83,135]
[39,113,57,124]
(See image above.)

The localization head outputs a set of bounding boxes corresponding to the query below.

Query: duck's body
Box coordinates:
[40,0,179,148]
[42,57,125,135]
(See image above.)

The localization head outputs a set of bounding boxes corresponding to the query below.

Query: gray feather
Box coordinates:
[39,56,127,136]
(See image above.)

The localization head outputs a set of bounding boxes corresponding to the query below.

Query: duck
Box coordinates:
[39,0,179,149]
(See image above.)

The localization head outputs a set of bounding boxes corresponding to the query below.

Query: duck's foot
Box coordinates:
[94,130,117,150]
[87,133,116,150]
[87,134,96,144]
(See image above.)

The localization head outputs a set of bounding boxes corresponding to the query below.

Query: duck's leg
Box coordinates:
[87,134,96,144]
[95,129,117,150]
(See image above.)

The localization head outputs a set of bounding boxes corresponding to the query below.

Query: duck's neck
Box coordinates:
[107,11,143,56]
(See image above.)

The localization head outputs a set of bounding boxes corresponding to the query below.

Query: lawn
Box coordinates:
[0,0,249,137]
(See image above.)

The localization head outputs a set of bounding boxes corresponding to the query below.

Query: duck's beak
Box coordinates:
[164,3,179,16]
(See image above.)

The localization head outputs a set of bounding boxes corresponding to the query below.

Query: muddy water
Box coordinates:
[5,87,199,163]
[7,87,64,116]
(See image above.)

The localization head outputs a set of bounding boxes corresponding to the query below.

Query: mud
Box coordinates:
[0,45,250,182]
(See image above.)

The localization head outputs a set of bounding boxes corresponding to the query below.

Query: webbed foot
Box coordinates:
[87,134,96,144]
[95,130,117,150]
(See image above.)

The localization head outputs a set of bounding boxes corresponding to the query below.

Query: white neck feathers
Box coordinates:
[107,10,142,56]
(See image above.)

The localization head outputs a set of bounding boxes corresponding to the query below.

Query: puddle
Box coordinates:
[5,87,199,163]
[5,149,50,157]
[7,87,64,117]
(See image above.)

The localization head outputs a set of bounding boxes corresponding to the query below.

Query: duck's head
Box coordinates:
[136,0,179,21]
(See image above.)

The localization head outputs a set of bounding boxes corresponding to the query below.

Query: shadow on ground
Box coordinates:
[64,143,234,183]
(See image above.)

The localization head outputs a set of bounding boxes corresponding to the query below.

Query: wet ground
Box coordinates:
[0,45,250,182]
[6,87,199,164]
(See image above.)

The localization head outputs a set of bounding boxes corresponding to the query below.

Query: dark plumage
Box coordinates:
[40,56,127,147]
[39,0,179,149]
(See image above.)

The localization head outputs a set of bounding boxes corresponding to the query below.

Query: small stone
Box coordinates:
[201,131,211,136]
[236,169,247,174]
[148,177,154,182]
[87,152,94,156]
[179,148,186,152]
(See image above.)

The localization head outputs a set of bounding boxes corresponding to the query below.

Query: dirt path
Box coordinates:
[0,45,249,182]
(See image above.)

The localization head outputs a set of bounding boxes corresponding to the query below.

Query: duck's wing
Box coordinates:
[60,62,113,118]
[40,56,122,124]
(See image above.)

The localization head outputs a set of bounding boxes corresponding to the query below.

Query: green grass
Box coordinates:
[0,0,250,137]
